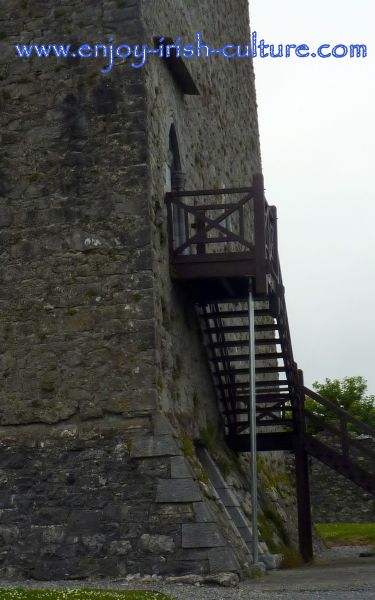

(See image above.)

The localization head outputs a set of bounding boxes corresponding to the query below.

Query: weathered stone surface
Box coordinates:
[0,0,299,581]
[0,208,13,227]
[219,488,240,508]
[237,526,253,543]
[193,502,216,523]
[152,414,176,437]
[180,549,209,562]
[150,503,194,524]
[259,553,283,570]
[166,575,203,585]
[182,524,225,549]
[196,448,227,490]
[156,479,202,503]
[110,540,133,556]
[139,534,175,554]
[248,562,267,579]
[170,456,195,479]
[204,572,240,587]
[131,435,182,458]
[227,506,249,529]
[306,435,375,523]
[208,548,240,574]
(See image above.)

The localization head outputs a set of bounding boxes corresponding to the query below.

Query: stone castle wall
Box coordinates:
[0,0,302,580]
[143,0,262,436]
[1,0,156,425]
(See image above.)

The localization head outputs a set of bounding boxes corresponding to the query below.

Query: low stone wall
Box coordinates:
[310,458,375,523]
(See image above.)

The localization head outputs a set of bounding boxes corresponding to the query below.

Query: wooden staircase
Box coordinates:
[165,173,375,562]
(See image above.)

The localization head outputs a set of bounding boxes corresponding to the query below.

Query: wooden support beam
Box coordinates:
[294,440,314,563]
[295,370,314,563]
[227,432,294,452]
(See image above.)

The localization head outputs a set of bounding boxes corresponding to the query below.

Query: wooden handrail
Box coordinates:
[303,386,375,438]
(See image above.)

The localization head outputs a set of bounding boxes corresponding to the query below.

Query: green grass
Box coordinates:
[0,591,175,600]
[316,523,375,548]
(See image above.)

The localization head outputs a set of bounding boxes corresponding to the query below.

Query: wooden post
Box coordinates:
[294,369,314,562]
[196,210,206,255]
[253,173,267,296]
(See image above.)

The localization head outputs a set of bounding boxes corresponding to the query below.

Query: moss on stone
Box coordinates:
[200,423,246,480]
[279,546,304,569]
[258,511,279,553]
[179,430,209,485]
[263,505,291,546]
[156,376,164,392]
[257,456,293,492]
[85,288,98,299]
[250,566,264,579]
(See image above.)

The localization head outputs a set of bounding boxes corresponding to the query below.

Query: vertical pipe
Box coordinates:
[248,281,259,563]
[294,369,314,562]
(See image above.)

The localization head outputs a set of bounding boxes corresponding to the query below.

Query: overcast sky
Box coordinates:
[250,1,375,394]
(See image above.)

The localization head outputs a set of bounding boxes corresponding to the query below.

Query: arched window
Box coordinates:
[167,125,186,252]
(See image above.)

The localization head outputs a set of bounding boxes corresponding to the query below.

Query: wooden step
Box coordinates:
[204,324,279,335]
[200,308,271,319]
[208,339,281,349]
[214,366,288,376]
[208,352,285,362]
[218,379,289,390]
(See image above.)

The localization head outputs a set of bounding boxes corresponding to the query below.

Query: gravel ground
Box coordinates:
[1,546,375,599]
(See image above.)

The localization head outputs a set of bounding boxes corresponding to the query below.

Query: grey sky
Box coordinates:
[251,1,375,394]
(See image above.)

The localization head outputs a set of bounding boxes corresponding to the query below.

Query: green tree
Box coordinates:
[306,376,375,429]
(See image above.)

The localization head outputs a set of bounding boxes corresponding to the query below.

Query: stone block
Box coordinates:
[181,523,225,548]
[139,534,175,554]
[0,208,13,228]
[166,575,203,585]
[82,534,106,552]
[156,478,202,503]
[110,540,132,556]
[180,549,209,562]
[150,503,194,524]
[170,456,194,479]
[208,547,240,573]
[259,553,283,570]
[152,413,176,436]
[204,573,240,587]
[40,526,65,544]
[193,502,215,523]
[130,435,182,458]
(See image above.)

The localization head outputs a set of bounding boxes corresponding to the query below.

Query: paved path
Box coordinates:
[1,546,374,599]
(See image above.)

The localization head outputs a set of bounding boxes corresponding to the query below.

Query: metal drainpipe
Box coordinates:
[248,279,259,564]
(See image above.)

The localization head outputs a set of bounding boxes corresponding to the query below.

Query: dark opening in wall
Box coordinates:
[153,36,200,95]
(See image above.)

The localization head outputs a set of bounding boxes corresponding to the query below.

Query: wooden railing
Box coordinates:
[165,187,255,258]
[165,174,281,296]
[303,386,375,465]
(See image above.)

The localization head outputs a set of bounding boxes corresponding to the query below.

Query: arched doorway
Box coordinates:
[167,125,186,252]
